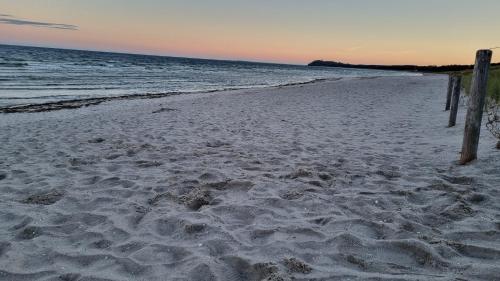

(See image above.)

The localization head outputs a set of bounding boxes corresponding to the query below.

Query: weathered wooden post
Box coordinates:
[445,75,453,111]
[460,50,492,164]
[448,76,462,127]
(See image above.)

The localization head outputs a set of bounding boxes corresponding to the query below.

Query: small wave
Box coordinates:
[0,79,340,113]
[0,95,78,100]
[0,62,28,67]
[0,87,122,91]
[0,56,27,62]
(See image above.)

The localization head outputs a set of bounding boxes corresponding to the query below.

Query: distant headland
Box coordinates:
[308,60,500,72]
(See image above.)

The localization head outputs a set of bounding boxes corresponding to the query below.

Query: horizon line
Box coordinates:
[1,43,498,67]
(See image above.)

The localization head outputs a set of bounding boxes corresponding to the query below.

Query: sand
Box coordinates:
[0,75,499,281]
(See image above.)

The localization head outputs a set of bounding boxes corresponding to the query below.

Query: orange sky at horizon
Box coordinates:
[1,0,499,65]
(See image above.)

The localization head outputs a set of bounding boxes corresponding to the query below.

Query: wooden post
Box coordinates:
[445,76,453,111]
[448,76,462,127]
[460,50,492,164]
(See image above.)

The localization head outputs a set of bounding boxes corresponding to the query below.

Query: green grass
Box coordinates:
[460,66,500,103]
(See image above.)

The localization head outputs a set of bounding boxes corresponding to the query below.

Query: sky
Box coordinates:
[0,0,499,65]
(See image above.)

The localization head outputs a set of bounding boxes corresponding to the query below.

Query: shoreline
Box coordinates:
[0,76,385,114]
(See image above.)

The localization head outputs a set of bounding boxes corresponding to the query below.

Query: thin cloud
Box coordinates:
[0,13,78,30]
[346,46,364,52]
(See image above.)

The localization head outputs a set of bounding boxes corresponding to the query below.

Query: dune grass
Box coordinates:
[461,66,500,103]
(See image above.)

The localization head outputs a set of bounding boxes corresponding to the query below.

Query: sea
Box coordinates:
[0,44,416,108]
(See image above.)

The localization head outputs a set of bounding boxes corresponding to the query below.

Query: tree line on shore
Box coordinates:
[308,60,500,73]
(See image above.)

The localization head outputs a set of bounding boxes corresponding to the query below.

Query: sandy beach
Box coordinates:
[0,75,499,280]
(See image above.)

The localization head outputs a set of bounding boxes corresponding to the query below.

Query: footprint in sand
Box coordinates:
[283,257,312,274]
[21,190,65,205]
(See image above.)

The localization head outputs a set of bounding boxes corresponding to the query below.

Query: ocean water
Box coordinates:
[0,44,415,107]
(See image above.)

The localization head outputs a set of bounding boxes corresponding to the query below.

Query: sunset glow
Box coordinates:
[1,0,499,65]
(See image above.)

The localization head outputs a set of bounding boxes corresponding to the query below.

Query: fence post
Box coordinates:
[445,75,453,111]
[448,76,462,127]
[460,49,492,164]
